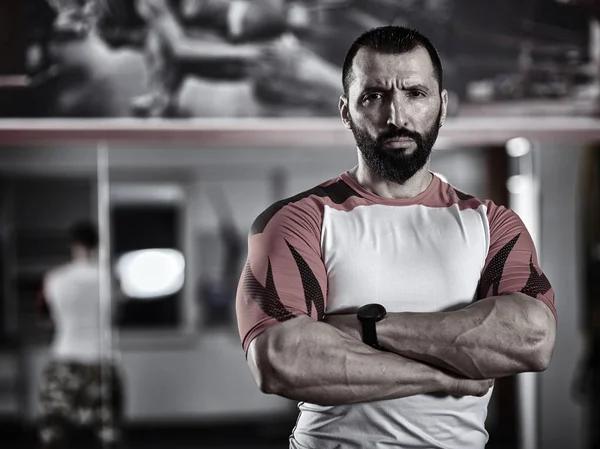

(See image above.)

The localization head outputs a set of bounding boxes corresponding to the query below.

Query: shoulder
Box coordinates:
[480,199,524,230]
[433,180,526,236]
[433,177,486,211]
[249,175,362,237]
[46,262,73,279]
[44,262,74,290]
[438,178,519,222]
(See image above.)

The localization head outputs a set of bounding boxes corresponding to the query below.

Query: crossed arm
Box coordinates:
[247,314,494,406]
[242,201,557,406]
[324,292,557,379]
[247,291,555,406]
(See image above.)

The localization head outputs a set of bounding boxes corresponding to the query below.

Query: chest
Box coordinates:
[320,204,489,314]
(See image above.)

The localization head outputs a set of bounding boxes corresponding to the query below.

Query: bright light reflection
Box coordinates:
[506,137,532,158]
[116,249,185,299]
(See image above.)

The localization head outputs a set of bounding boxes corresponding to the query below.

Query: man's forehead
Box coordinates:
[351,47,436,87]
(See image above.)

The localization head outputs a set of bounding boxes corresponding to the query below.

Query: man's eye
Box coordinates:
[408,90,426,98]
[363,93,382,102]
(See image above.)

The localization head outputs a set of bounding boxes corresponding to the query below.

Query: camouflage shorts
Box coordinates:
[39,360,124,448]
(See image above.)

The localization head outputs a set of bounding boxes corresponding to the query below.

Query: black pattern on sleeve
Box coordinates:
[286,241,325,321]
[454,188,475,201]
[243,260,295,322]
[521,255,552,298]
[479,234,521,297]
[250,180,362,236]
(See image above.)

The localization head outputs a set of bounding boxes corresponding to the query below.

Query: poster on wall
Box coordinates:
[0,0,598,119]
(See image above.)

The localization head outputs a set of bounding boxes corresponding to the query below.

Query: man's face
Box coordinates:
[339,46,448,185]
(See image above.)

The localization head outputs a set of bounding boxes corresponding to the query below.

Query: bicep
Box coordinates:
[480,203,557,323]
[237,221,327,354]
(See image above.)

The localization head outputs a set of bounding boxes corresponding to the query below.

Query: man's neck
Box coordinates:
[349,163,433,200]
[72,248,96,262]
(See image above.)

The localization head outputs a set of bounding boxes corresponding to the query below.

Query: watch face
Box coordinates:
[358,303,386,321]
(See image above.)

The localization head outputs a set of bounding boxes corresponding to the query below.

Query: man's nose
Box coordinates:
[386,96,408,129]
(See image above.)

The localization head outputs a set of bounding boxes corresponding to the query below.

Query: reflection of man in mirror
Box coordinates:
[37,221,124,449]
[123,0,340,117]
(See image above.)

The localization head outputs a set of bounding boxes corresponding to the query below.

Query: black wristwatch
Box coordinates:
[357,304,387,350]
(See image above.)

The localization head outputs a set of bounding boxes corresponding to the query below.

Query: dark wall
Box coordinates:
[0,1,27,75]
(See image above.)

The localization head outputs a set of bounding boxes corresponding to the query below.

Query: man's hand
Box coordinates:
[445,373,495,397]
[323,313,362,341]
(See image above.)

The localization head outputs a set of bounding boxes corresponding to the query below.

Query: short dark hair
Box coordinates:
[342,26,443,96]
[69,220,98,249]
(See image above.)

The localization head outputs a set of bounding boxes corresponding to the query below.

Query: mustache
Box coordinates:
[376,128,422,144]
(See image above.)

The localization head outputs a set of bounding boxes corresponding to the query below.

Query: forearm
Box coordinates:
[378,293,556,379]
[249,315,488,406]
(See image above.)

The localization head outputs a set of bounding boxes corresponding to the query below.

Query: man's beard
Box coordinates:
[349,108,442,185]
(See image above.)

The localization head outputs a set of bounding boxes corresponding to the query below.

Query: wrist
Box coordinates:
[409,357,448,394]
[422,365,452,394]
[357,304,387,350]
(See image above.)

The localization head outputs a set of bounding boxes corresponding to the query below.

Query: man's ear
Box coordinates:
[439,89,448,127]
[339,95,352,131]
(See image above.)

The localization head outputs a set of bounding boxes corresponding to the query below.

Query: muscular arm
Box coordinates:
[247,315,493,406]
[380,293,556,379]
[326,293,556,379]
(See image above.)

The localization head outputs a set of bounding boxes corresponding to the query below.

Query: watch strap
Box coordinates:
[362,320,381,350]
